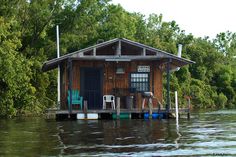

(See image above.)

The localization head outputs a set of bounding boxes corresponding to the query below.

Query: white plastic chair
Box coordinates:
[103,95,115,110]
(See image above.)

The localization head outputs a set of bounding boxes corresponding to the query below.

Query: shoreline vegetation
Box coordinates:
[0,0,236,118]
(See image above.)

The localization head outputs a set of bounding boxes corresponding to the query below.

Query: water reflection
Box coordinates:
[1,110,236,156]
[174,118,181,149]
[0,118,61,156]
[58,120,169,156]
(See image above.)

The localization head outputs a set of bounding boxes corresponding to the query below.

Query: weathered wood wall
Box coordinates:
[61,60,163,109]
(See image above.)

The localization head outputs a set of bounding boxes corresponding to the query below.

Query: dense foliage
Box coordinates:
[0,0,236,117]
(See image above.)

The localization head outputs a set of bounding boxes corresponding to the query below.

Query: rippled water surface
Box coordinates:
[1,110,236,156]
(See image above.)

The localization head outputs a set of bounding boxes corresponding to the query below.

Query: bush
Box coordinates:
[216,93,228,108]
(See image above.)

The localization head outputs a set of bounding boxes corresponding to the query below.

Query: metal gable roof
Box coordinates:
[42,38,195,71]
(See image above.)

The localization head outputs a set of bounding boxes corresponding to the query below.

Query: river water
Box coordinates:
[0,110,236,156]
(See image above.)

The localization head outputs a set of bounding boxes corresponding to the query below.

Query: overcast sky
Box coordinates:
[111,0,236,39]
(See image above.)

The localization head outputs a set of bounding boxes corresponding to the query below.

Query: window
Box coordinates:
[130,73,149,92]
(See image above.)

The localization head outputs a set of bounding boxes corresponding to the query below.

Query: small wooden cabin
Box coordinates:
[42,38,194,118]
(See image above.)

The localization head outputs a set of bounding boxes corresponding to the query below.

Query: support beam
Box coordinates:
[68,59,73,117]
[152,64,155,93]
[116,97,120,119]
[142,48,146,56]
[166,59,171,113]
[83,100,88,119]
[116,40,121,56]
[93,48,96,56]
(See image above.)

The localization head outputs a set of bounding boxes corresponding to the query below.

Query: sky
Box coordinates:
[111,0,236,39]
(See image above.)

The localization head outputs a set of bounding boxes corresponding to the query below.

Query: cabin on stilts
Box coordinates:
[42,38,194,120]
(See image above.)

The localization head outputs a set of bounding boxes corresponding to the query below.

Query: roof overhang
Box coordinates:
[42,38,195,72]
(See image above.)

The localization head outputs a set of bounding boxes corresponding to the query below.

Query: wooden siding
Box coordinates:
[61,60,163,109]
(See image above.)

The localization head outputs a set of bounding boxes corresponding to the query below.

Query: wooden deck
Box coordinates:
[46,108,190,120]
[55,108,189,114]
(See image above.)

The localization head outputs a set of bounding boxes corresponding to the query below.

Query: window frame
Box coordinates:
[129,72,150,93]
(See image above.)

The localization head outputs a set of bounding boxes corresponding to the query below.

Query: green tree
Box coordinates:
[0,17,35,117]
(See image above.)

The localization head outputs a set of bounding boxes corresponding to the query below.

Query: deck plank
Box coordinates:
[54,108,189,114]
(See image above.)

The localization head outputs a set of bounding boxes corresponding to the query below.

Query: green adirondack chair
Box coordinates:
[67,90,83,109]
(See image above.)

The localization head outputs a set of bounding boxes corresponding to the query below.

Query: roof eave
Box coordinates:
[42,38,195,72]
[42,56,194,72]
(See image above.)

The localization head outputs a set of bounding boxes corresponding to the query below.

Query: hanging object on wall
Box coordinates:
[116,67,125,74]
[138,65,150,72]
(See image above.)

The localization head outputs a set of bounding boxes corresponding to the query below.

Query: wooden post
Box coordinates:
[148,97,153,119]
[142,48,146,56]
[116,97,120,119]
[187,97,191,120]
[68,59,73,117]
[93,48,96,56]
[152,64,155,94]
[187,112,190,120]
[116,40,121,56]
[83,100,88,119]
[166,59,171,114]
[142,98,146,110]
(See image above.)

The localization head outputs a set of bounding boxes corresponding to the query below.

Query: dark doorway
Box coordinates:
[80,67,103,109]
